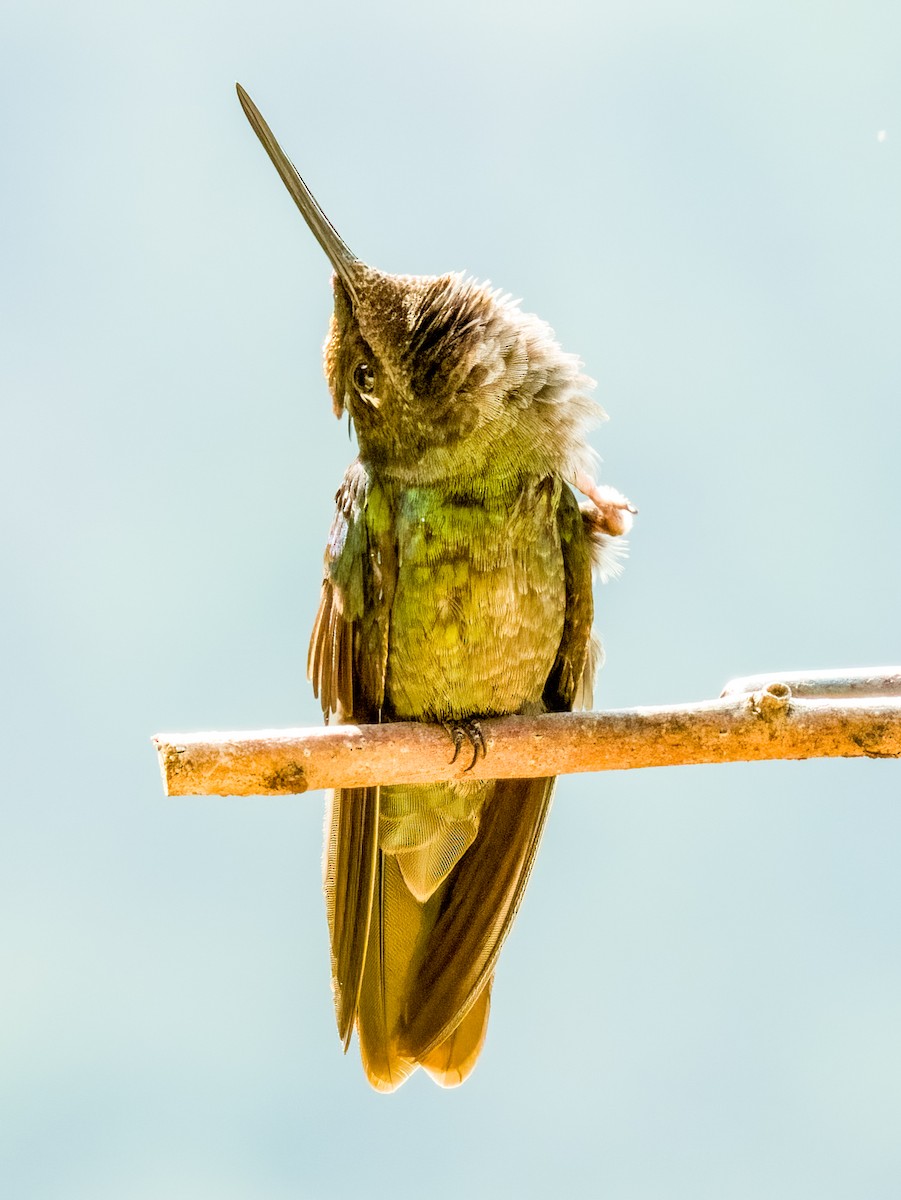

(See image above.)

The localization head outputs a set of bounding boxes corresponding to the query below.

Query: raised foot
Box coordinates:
[445,719,487,772]
[573,471,637,537]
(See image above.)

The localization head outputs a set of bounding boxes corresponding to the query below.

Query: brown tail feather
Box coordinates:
[355,852,426,1092]
[401,776,554,1062]
[420,978,493,1088]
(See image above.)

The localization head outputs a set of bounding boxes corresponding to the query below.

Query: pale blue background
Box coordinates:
[3,1,901,1196]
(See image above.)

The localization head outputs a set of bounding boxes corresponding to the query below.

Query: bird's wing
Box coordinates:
[543,481,597,712]
[309,460,396,1045]
[308,460,394,722]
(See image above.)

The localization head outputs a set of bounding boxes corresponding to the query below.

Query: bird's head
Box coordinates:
[237,85,602,493]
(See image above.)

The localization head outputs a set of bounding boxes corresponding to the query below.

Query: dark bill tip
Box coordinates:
[236,83,359,303]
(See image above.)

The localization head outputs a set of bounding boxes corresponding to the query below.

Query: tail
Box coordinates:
[325,776,555,1091]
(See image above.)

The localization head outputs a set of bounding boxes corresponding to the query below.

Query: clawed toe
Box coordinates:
[446,719,487,772]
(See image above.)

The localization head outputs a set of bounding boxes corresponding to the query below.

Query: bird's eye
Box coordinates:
[353,362,375,395]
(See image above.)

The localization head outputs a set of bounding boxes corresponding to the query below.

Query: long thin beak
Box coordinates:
[236,83,359,304]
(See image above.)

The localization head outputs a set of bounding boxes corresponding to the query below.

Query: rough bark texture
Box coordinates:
[154,672,901,797]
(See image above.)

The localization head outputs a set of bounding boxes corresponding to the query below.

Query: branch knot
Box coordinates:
[749,682,793,721]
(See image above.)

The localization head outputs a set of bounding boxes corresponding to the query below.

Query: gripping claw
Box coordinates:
[446,719,487,772]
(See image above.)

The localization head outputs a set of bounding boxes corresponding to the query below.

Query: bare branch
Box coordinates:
[154,672,901,797]
[721,666,901,699]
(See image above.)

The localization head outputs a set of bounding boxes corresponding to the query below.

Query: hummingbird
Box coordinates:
[236,84,634,1091]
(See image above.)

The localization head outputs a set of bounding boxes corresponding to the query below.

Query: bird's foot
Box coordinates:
[444,719,487,772]
[573,471,637,537]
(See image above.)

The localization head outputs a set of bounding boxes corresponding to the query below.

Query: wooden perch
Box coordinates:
[153,667,901,797]
[721,666,901,699]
